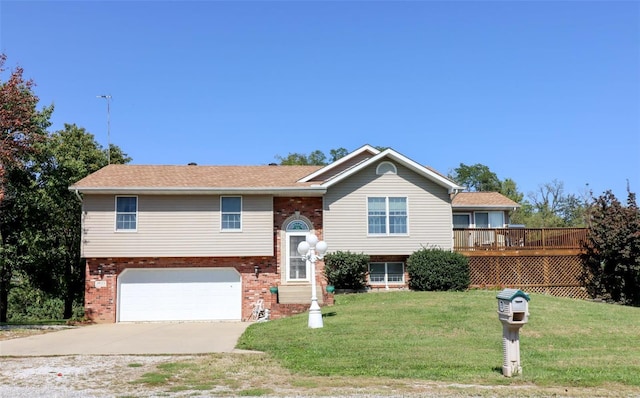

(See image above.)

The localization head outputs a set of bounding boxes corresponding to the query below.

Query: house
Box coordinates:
[70,145,517,323]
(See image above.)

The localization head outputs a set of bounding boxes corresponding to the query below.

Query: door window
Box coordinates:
[285,220,311,281]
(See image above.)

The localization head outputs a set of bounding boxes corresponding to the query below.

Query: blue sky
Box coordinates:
[1,1,638,200]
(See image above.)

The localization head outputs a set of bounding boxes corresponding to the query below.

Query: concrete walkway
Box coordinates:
[0,322,252,356]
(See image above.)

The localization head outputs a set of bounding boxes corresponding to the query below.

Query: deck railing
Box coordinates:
[453,227,588,251]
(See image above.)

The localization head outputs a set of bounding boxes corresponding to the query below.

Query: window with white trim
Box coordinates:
[367,197,407,235]
[376,161,397,175]
[285,219,311,281]
[474,211,504,228]
[369,262,404,284]
[115,196,137,231]
[221,196,242,231]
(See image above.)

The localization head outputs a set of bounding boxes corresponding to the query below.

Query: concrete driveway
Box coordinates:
[0,322,252,356]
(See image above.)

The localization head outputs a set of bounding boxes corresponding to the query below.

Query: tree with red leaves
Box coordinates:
[580,189,640,306]
[0,54,52,322]
[0,53,50,201]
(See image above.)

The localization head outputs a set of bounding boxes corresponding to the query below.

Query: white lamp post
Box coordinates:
[297,233,328,329]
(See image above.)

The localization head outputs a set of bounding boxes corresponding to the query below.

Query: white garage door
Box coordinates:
[117,268,242,322]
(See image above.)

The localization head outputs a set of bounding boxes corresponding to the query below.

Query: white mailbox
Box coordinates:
[496,288,530,377]
[497,288,530,325]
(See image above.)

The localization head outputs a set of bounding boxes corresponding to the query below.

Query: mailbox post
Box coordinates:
[497,288,530,377]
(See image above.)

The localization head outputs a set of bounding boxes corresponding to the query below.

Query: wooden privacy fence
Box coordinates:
[455,228,589,299]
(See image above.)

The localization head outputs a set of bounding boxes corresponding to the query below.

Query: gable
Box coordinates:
[316,149,464,194]
[323,160,453,254]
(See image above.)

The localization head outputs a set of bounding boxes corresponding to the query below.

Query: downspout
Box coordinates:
[73,189,85,257]
[449,188,463,251]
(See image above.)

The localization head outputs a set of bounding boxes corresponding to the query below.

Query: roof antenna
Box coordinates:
[97,95,112,164]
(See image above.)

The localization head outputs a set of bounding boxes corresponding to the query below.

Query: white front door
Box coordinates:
[286,233,309,281]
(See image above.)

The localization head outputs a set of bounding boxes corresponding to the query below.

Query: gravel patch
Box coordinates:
[0,355,180,397]
[0,325,74,341]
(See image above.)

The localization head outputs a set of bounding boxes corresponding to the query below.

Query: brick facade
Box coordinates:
[84,196,334,323]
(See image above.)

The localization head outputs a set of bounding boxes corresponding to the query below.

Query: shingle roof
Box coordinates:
[71,165,519,209]
[452,192,520,208]
[71,164,323,190]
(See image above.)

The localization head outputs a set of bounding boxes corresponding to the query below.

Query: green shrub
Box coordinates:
[323,251,370,290]
[7,279,84,322]
[407,248,470,291]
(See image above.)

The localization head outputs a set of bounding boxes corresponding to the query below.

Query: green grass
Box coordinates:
[237,290,640,388]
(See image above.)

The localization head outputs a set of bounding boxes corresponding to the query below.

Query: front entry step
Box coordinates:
[277,284,324,304]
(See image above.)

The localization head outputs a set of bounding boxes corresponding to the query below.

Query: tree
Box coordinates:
[25,124,130,318]
[329,147,348,162]
[521,180,588,227]
[0,165,41,322]
[276,147,348,166]
[580,190,640,306]
[0,54,52,322]
[449,163,502,192]
[500,178,524,203]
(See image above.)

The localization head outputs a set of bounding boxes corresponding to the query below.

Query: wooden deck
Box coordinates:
[453,227,588,254]
[454,227,590,298]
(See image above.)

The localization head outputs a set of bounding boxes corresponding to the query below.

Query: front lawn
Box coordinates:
[237,290,640,389]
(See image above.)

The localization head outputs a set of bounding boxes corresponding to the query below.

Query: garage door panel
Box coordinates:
[118,268,242,322]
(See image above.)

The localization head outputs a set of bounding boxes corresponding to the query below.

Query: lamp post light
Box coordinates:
[297,233,328,329]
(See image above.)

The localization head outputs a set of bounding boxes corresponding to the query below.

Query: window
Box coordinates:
[221,196,242,231]
[453,214,471,228]
[369,262,404,285]
[376,161,397,175]
[288,234,308,280]
[475,211,504,228]
[368,197,407,235]
[285,219,311,281]
[116,196,137,231]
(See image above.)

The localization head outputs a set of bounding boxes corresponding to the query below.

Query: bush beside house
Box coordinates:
[323,251,370,291]
[407,248,470,291]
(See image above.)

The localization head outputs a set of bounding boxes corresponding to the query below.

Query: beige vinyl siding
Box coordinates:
[323,162,453,255]
[82,194,273,257]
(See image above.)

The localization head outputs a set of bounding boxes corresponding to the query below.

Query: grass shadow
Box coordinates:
[322,312,337,318]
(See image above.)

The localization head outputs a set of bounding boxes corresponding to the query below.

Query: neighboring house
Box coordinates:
[70,145,516,323]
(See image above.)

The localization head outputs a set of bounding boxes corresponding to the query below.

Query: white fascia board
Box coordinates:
[453,205,521,210]
[297,144,381,182]
[69,186,327,196]
[383,150,464,192]
[321,148,465,193]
